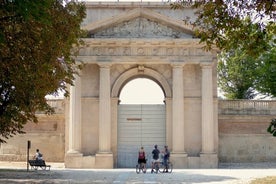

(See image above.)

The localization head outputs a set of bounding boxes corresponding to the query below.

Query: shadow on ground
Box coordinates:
[0,169,238,184]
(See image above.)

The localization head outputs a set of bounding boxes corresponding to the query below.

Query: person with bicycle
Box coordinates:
[137,147,146,169]
[162,145,170,173]
[151,144,160,173]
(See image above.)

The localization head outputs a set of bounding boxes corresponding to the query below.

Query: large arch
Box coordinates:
[111,66,172,98]
[112,66,170,168]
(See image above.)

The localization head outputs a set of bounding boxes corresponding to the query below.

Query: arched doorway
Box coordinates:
[117,78,166,168]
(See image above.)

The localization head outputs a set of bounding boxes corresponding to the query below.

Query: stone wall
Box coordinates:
[0,100,65,162]
[0,99,275,163]
[218,100,276,163]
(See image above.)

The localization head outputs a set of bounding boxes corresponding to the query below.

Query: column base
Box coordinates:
[200,153,218,168]
[64,152,84,168]
[188,157,200,168]
[67,150,83,155]
[64,152,114,169]
[170,152,188,169]
[95,153,113,169]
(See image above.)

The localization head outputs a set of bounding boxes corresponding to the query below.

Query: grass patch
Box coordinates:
[251,176,276,184]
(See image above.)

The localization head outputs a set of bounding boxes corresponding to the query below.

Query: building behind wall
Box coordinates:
[0,2,275,168]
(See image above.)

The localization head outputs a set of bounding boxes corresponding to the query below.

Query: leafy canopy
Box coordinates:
[0,0,86,143]
[217,21,276,99]
[171,0,276,98]
[171,0,275,56]
[217,48,258,99]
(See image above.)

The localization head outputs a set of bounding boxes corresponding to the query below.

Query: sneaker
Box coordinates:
[151,169,154,173]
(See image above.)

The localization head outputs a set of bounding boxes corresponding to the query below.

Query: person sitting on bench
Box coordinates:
[29,149,51,170]
[34,149,43,161]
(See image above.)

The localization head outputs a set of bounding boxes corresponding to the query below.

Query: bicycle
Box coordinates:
[136,160,147,174]
[158,161,173,173]
[152,161,173,173]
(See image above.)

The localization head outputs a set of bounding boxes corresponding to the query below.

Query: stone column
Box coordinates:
[67,73,82,154]
[200,63,217,168]
[98,64,111,153]
[201,64,214,153]
[170,64,187,168]
[96,63,113,168]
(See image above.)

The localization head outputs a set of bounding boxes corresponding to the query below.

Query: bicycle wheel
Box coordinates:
[142,165,147,173]
[158,162,165,173]
[167,162,173,173]
[136,164,140,174]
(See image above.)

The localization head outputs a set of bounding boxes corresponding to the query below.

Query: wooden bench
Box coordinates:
[28,160,51,170]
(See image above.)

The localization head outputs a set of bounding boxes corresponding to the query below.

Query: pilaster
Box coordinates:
[98,63,112,153]
[170,63,187,168]
[200,63,218,168]
[96,63,113,168]
[200,63,215,153]
[67,73,82,155]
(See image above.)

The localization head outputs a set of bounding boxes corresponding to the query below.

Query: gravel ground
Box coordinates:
[0,162,276,184]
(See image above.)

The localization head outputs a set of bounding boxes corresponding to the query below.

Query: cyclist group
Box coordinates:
[137,144,170,173]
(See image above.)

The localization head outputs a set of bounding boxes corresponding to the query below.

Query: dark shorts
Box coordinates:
[138,158,146,164]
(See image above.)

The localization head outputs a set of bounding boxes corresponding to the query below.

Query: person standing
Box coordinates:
[138,146,146,168]
[151,145,160,173]
[162,145,170,172]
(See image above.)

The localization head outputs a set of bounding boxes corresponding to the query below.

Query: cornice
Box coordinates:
[82,38,202,47]
[84,2,192,9]
[83,8,194,35]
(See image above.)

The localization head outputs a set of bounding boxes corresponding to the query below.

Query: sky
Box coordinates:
[119,78,165,104]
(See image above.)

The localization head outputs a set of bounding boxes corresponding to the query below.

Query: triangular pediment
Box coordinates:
[83,8,195,38]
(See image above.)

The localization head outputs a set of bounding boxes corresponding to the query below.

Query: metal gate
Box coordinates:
[117,104,166,168]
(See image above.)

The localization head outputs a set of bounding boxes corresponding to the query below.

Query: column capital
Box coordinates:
[200,62,213,68]
[171,62,185,68]
[98,63,112,68]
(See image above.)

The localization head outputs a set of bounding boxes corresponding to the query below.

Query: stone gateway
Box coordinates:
[65,2,218,168]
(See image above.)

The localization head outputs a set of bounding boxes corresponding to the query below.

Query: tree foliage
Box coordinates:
[171,0,275,56]
[267,119,276,136]
[0,0,86,142]
[254,39,276,96]
[171,0,276,98]
[217,22,276,99]
[217,49,258,99]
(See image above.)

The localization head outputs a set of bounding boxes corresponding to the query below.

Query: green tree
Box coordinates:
[217,21,276,99]
[218,49,258,99]
[171,0,275,56]
[0,0,86,143]
[171,0,276,98]
[254,36,276,96]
